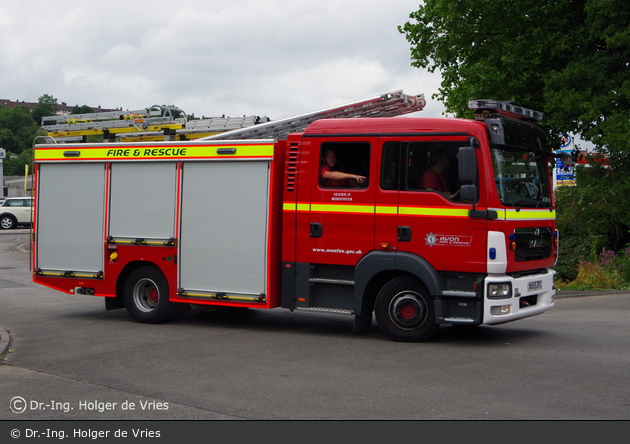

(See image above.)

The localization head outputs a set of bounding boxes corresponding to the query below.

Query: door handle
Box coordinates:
[397,226,412,242]
[310,222,323,238]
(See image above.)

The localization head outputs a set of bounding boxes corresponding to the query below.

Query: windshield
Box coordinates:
[491,148,552,208]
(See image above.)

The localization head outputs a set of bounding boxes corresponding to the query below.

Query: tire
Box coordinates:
[0,215,16,230]
[123,266,185,323]
[374,276,438,342]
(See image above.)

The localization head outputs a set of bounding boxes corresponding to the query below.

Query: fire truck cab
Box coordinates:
[280,104,558,341]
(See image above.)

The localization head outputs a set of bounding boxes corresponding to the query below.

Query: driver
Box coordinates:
[421,152,459,199]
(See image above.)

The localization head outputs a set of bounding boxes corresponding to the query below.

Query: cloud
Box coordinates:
[0,0,445,118]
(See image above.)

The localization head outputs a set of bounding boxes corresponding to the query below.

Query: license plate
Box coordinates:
[528,280,543,292]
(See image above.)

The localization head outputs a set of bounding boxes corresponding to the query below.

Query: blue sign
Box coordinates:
[555,147,575,187]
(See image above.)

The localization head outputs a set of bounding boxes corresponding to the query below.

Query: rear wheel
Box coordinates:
[0,215,16,229]
[123,266,186,323]
[374,276,437,342]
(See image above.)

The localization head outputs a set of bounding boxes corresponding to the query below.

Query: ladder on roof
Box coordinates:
[41,103,271,142]
[41,105,191,141]
[201,90,426,141]
[40,90,425,142]
[118,115,271,142]
[176,115,271,139]
[42,105,186,130]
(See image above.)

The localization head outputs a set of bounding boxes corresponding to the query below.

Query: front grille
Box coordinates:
[513,227,552,262]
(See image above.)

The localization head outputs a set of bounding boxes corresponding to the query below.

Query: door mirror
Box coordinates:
[460,184,477,202]
[458,146,478,184]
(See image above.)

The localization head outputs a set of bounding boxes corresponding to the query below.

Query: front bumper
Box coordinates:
[483,269,555,325]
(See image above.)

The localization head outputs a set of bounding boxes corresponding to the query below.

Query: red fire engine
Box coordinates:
[31,92,563,341]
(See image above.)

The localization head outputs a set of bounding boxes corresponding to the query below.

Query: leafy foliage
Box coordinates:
[401,1,630,288]
[556,261,627,290]
[31,94,58,126]
[2,149,34,176]
[400,0,630,153]
[0,95,52,177]
[555,162,630,286]
[71,105,94,115]
[0,107,40,154]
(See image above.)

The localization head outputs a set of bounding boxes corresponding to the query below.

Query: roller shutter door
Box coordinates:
[179,161,270,297]
[108,162,177,241]
[36,163,106,274]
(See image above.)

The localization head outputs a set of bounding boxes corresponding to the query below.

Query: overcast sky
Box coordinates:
[0,0,446,121]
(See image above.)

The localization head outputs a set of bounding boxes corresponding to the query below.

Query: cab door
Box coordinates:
[374,138,402,252]
[308,138,376,266]
[395,138,488,273]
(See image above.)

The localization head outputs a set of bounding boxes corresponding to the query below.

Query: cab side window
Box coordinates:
[319,142,370,188]
[380,141,464,199]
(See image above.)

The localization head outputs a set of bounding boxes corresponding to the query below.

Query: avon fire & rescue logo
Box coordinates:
[425,233,473,247]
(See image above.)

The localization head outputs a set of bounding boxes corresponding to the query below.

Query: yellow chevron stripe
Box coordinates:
[399,206,470,218]
[505,209,556,220]
[284,202,478,218]
[375,206,398,215]
[283,201,557,221]
[310,203,375,214]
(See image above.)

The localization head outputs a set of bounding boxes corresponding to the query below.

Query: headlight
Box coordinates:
[488,283,512,299]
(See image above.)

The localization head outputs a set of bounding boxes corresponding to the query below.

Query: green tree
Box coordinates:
[400,0,630,284]
[544,0,630,169]
[0,107,40,153]
[554,162,630,281]
[3,149,34,176]
[161,105,185,119]
[0,128,21,153]
[31,93,58,126]
[71,105,93,115]
[399,0,630,153]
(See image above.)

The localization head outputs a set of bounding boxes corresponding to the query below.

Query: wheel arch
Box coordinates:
[106,260,162,311]
[121,261,188,323]
[354,251,444,316]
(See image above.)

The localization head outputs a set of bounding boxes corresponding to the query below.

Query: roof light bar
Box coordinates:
[468,99,543,122]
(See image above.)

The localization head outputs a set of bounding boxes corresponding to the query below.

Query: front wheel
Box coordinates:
[123,266,186,323]
[374,276,437,342]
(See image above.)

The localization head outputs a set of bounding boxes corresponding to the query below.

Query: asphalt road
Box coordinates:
[1,230,629,421]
